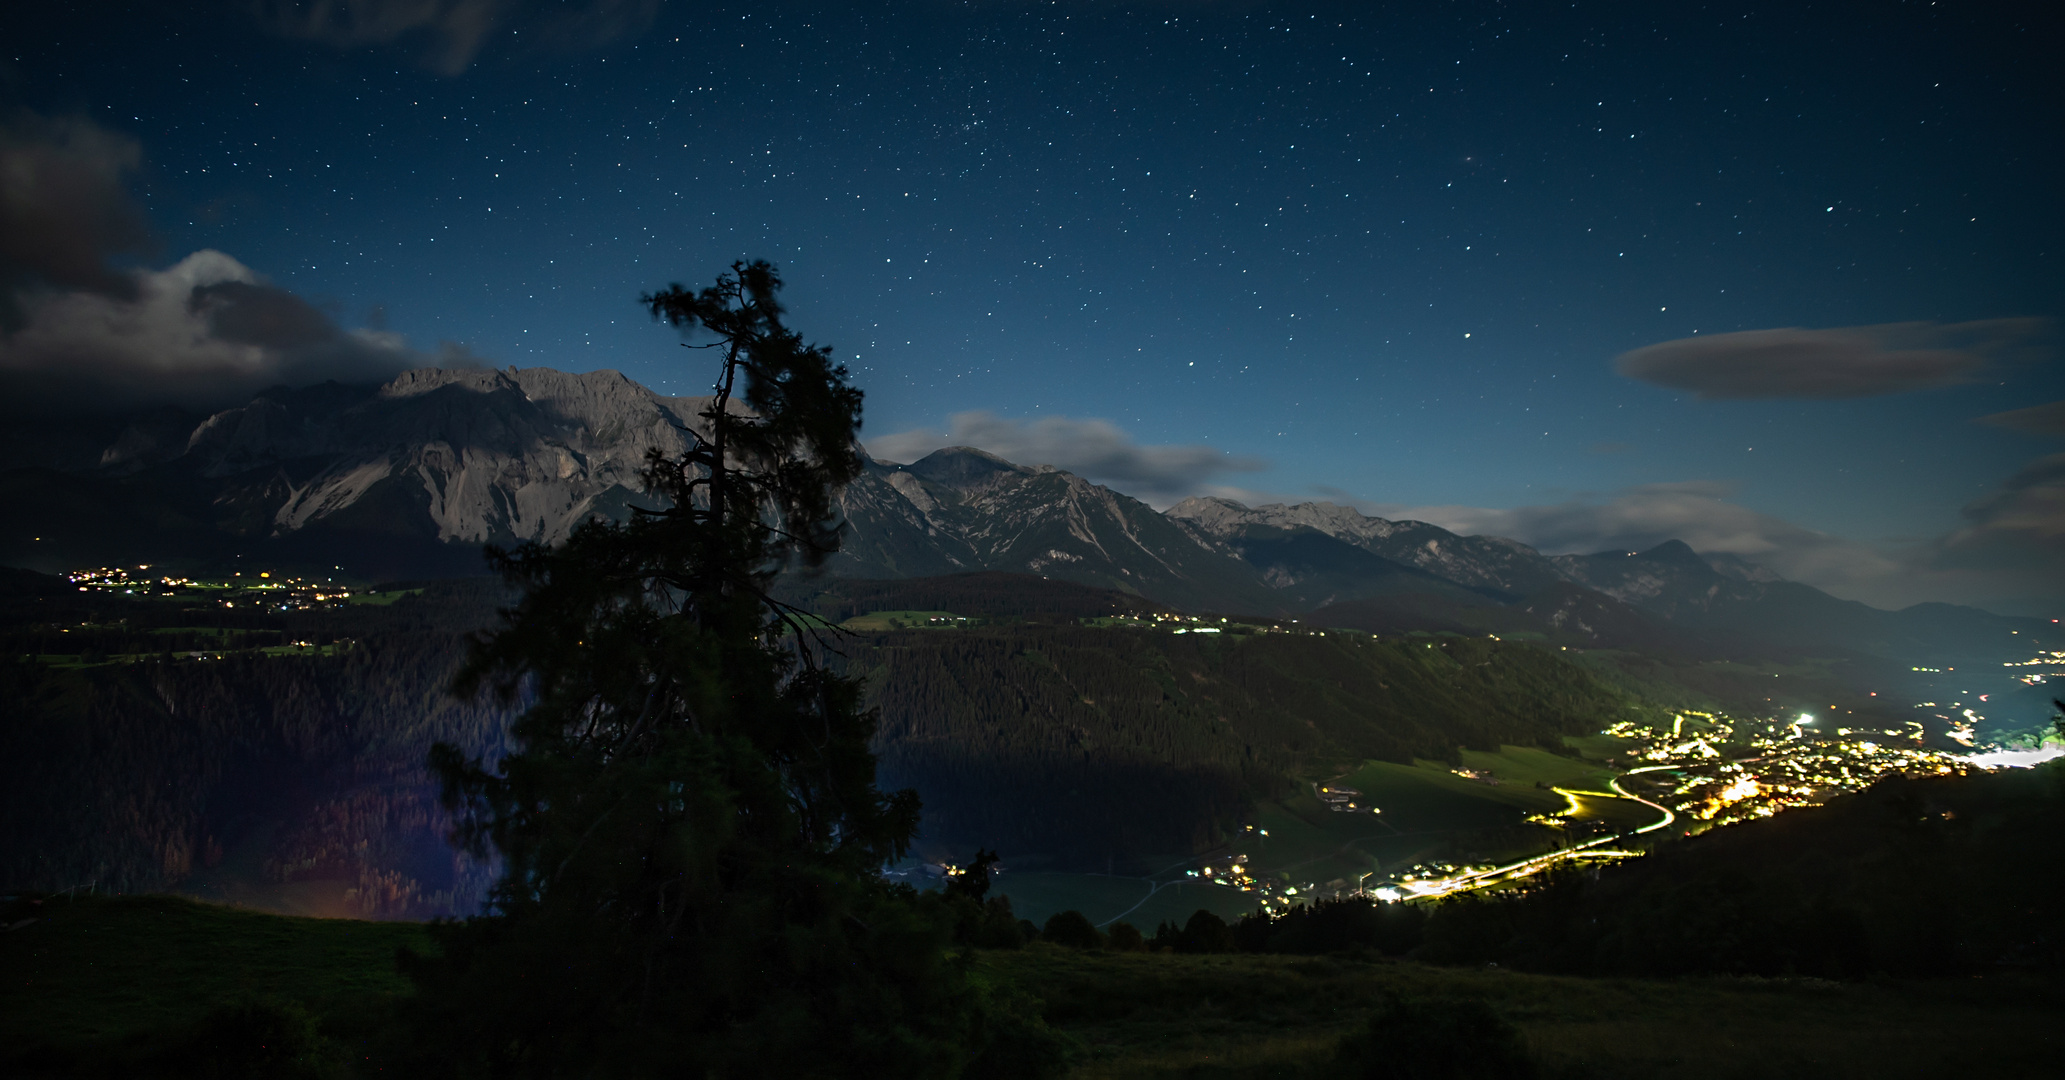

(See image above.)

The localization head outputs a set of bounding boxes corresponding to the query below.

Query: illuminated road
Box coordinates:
[1092,766,1681,918]
[1385,774,1676,902]
[1609,766,1679,835]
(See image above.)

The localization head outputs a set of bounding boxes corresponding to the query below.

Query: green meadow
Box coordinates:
[840,609,967,631]
[990,746,1667,930]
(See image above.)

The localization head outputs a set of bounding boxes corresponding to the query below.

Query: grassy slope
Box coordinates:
[0,895,426,1055]
[992,745,1663,929]
[8,894,2059,1079]
[1453,763,2065,979]
[989,946,2064,1080]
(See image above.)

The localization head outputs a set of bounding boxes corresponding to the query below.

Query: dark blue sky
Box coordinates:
[3,1,2060,611]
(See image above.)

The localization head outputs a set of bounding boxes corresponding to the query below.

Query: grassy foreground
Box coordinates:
[985,947,2063,1079]
[4,894,2060,1078]
[1,895,427,1071]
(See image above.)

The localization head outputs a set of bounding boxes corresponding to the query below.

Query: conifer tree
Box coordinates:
[403,261,1048,1077]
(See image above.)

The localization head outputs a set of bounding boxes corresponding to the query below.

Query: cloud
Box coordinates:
[1376,481,1902,591]
[1978,399,2065,437]
[0,113,156,329]
[0,250,448,415]
[1336,470,2065,615]
[1917,453,2065,607]
[1615,319,2049,400]
[868,411,1268,506]
[0,113,469,416]
[257,0,661,76]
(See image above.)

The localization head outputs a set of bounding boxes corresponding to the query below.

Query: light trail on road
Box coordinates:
[1610,766,1679,835]
[1389,773,1676,901]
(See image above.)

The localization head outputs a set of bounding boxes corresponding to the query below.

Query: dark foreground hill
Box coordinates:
[1416,763,2065,979]
[4,892,2060,1079]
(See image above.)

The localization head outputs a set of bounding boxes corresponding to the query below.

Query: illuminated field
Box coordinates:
[839,610,965,631]
[983,745,1671,928]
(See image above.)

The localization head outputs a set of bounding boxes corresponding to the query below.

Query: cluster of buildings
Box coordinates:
[67,567,365,611]
[2003,650,2065,687]
[1603,711,1970,831]
[1315,784,1377,813]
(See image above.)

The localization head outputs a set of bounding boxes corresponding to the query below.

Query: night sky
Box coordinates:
[1,2,2059,613]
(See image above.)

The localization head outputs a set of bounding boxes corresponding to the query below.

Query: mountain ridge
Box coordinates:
[1,366,2040,665]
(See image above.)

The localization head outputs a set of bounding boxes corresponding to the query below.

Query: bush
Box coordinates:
[1237,897,1426,956]
[1334,996,1537,1080]
[1040,910,1104,949]
[1105,921,1145,951]
[946,893,1029,949]
[1152,909,1232,953]
[961,974,1079,1080]
[160,1001,341,1079]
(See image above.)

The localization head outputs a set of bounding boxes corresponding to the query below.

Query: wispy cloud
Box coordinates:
[1978,399,2065,437]
[1374,481,1902,590]
[256,0,662,76]
[868,410,1268,507]
[1294,474,2060,615]
[1616,320,2048,400]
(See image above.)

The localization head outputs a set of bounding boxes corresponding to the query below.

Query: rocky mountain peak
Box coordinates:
[13,365,1899,647]
[1704,551,1784,583]
[899,446,1035,491]
[1166,495,1565,597]
[1163,495,1258,529]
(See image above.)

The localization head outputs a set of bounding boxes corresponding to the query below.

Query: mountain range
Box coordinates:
[2,366,2043,665]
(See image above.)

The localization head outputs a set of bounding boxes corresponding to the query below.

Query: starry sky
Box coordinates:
[1,1,2060,613]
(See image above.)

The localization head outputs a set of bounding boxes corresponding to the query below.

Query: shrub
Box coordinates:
[1180,908,1233,953]
[1041,910,1104,949]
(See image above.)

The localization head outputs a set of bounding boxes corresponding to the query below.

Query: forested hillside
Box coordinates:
[1,569,1655,908]
[0,579,513,914]
[847,622,1648,870]
[788,571,1173,622]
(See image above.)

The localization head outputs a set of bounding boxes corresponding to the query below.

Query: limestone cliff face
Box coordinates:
[834,448,1282,613]
[14,366,1834,633]
[179,367,715,547]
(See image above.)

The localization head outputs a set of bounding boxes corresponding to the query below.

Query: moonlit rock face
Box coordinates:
[26,366,1854,635]
[837,446,1265,612]
[180,366,717,547]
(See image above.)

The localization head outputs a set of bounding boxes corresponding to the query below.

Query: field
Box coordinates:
[992,746,1667,929]
[0,895,426,1057]
[840,609,967,631]
[988,946,2065,1079]
[6,894,2060,1079]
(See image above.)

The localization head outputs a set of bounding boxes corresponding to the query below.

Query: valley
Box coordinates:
[7,541,2055,920]
[3,368,2061,1075]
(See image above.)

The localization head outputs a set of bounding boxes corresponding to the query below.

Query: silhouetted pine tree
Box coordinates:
[402,262,1060,1077]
